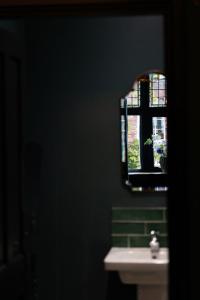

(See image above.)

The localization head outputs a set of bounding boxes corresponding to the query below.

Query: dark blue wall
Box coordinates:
[23,16,165,300]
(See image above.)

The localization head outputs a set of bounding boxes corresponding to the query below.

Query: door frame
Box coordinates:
[0,1,189,300]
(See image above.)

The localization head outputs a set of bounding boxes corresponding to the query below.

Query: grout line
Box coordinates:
[144,223,147,235]
[112,220,167,223]
[112,207,167,210]
[163,210,168,221]
[112,233,145,237]
[112,233,167,237]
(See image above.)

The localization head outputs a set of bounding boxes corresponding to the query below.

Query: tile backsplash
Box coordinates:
[112,207,168,247]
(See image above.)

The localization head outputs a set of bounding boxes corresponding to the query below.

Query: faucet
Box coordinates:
[149,230,160,259]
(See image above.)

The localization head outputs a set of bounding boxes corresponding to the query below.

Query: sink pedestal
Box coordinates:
[138,285,167,300]
[104,247,169,300]
[119,269,168,300]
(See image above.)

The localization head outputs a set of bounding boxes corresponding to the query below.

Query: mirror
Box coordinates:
[120,72,168,192]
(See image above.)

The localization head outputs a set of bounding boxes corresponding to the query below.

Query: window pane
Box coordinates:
[120,98,126,109]
[152,117,167,168]
[128,116,141,170]
[121,115,126,162]
[149,73,167,107]
[126,81,140,107]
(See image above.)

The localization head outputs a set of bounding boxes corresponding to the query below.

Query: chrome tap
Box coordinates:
[149,230,160,259]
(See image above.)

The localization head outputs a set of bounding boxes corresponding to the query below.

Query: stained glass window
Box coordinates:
[149,73,167,107]
[126,81,140,107]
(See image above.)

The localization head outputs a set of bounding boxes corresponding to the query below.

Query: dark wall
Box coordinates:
[186,3,200,300]
[23,16,165,300]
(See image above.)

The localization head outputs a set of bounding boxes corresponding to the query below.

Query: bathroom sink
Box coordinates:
[104,247,169,300]
[104,247,168,284]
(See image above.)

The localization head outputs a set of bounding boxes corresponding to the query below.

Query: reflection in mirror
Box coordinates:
[120,71,168,192]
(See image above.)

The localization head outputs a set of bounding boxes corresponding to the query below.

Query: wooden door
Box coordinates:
[0,28,27,300]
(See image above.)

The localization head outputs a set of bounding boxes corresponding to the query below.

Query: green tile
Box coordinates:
[112,208,164,221]
[146,223,167,234]
[112,222,144,234]
[159,236,168,247]
[129,236,149,247]
[163,209,168,221]
[112,236,128,247]
[129,235,168,248]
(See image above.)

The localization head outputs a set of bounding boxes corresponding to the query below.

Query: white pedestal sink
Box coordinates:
[104,247,169,300]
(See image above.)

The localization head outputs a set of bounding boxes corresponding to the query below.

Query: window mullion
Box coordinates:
[120,99,129,183]
[140,78,154,172]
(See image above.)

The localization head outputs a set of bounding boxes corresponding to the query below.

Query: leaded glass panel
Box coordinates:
[149,73,167,107]
[126,81,140,107]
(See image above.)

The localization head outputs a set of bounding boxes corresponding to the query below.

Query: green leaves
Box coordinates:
[128,139,140,169]
[144,137,153,146]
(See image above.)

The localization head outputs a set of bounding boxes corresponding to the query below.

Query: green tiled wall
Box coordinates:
[112,207,168,247]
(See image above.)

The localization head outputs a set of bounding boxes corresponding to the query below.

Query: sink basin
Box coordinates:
[104,247,169,300]
[104,247,168,284]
